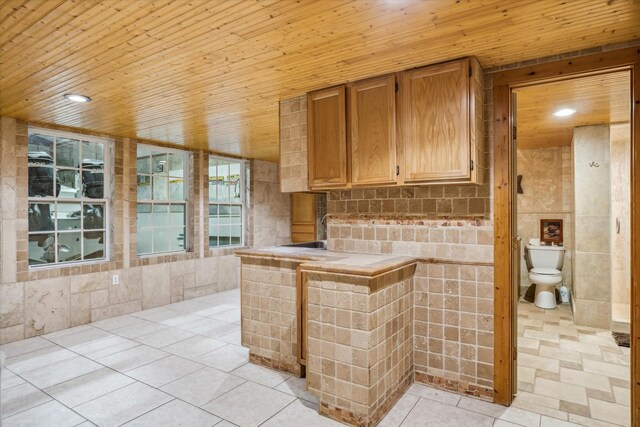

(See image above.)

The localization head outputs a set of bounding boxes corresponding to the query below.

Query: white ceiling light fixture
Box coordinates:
[63,93,92,103]
[553,108,576,117]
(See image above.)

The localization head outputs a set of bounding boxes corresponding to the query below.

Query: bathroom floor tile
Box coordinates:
[588,398,630,426]
[517,300,630,427]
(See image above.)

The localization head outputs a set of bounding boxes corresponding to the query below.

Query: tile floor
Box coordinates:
[515,300,630,427]
[0,289,630,427]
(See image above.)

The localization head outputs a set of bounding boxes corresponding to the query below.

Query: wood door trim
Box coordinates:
[492,46,639,425]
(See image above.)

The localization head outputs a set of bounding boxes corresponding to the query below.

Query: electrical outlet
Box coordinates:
[112,274,120,285]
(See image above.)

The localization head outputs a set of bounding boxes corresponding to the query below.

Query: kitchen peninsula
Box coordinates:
[236,239,494,426]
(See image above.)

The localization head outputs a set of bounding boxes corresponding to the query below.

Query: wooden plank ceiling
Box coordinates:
[1,0,639,161]
[514,71,631,149]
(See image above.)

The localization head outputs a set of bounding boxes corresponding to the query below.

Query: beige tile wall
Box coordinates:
[306,267,414,425]
[413,261,494,398]
[279,95,308,193]
[572,124,612,328]
[516,146,573,291]
[610,123,631,321]
[327,185,491,217]
[327,218,494,262]
[240,257,301,375]
[0,117,287,344]
[248,160,291,247]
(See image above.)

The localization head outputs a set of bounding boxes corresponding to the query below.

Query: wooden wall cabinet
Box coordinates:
[399,57,484,184]
[290,192,317,243]
[300,56,484,190]
[307,86,348,190]
[348,75,398,186]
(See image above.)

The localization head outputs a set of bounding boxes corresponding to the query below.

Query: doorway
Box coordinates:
[491,47,640,425]
[511,71,632,426]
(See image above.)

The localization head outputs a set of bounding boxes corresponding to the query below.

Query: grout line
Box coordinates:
[395,394,421,426]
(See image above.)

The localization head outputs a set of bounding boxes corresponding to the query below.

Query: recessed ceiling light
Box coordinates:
[553,108,575,117]
[63,94,91,103]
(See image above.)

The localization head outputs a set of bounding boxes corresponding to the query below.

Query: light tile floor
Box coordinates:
[515,300,631,427]
[0,289,628,427]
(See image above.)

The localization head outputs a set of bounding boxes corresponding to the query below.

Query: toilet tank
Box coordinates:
[524,245,565,270]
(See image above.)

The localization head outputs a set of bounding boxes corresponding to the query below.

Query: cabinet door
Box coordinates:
[349,75,397,186]
[400,59,470,182]
[290,193,317,243]
[307,86,348,189]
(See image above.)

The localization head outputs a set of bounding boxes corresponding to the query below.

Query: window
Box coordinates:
[27,129,109,266]
[136,145,188,255]
[209,156,244,247]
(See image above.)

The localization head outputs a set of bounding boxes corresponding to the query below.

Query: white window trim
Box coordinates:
[136,144,189,256]
[208,155,245,248]
[27,127,111,268]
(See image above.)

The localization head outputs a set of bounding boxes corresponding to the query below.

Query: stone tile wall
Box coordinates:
[248,160,291,247]
[327,217,494,262]
[306,267,414,426]
[572,125,612,328]
[240,257,301,375]
[279,95,308,193]
[413,261,494,398]
[516,146,573,292]
[0,117,287,344]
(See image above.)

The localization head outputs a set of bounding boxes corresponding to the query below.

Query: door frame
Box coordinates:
[492,46,640,424]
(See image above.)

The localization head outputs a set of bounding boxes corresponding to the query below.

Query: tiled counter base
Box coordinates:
[305,264,415,427]
[239,257,304,377]
[413,261,495,400]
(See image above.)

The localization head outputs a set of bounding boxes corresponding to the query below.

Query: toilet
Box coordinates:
[524,243,565,309]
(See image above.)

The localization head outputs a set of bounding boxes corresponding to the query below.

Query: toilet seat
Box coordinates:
[530,267,561,276]
[529,268,562,285]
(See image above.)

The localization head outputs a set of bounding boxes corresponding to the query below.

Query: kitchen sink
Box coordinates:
[282,240,327,250]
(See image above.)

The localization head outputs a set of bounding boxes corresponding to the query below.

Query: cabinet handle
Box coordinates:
[396,165,400,176]
[616,218,621,234]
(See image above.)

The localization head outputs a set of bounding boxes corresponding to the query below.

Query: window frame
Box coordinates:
[27,127,111,268]
[208,155,245,248]
[136,144,189,256]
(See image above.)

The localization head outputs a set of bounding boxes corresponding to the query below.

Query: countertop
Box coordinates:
[234,246,415,277]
